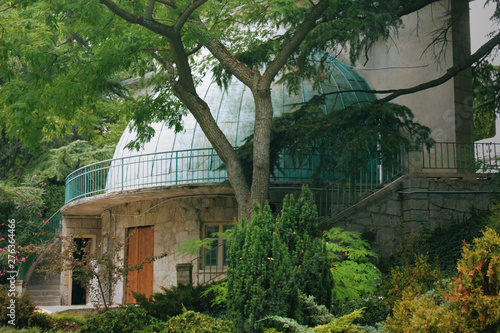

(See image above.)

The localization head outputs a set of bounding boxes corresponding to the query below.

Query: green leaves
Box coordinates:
[236,99,433,184]
[473,61,500,141]
[324,227,382,302]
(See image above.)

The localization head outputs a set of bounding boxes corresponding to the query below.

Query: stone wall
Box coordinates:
[323,175,498,258]
[107,194,238,303]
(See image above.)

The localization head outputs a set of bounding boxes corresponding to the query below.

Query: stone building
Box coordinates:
[24,0,499,307]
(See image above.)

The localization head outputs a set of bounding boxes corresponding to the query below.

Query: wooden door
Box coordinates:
[126,226,154,303]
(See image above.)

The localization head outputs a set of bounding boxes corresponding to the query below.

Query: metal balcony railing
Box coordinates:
[314,149,407,216]
[17,210,62,280]
[64,143,500,206]
[65,148,229,204]
[190,242,228,285]
[422,142,500,172]
[64,148,364,204]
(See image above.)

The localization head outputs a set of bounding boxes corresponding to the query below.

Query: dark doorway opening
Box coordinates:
[71,238,91,305]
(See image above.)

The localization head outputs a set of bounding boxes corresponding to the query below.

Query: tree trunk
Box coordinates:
[247,86,274,213]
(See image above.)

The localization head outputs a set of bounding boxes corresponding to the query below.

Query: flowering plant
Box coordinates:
[0,175,49,282]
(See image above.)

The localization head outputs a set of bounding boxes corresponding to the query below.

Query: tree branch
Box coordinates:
[202,33,256,87]
[174,0,209,34]
[0,0,25,13]
[186,43,203,57]
[374,31,500,104]
[145,0,155,20]
[394,0,441,18]
[156,0,177,9]
[262,0,329,86]
[99,0,172,36]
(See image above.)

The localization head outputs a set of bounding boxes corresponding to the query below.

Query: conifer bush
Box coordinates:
[227,185,332,332]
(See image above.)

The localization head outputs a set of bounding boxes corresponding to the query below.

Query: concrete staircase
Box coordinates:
[25,241,61,306]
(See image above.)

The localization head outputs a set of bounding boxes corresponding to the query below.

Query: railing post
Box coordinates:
[121,158,124,191]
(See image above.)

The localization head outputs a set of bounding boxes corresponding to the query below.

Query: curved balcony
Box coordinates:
[64,146,394,205]
[65,148,227,204]
[64,142,500,207]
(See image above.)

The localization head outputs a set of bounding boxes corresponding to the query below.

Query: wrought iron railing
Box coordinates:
[17,210,62,281]
[65,148,355,204]
[422,142,500,172]
[190,242,228,285]
[43,210,63,235]
[64,143,500,205]
[314,149,407,216]
[65,148,230,204]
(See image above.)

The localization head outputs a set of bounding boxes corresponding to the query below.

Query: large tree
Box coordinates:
[1,0,499,215]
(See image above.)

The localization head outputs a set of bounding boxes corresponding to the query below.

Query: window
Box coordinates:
[201,222,233,268]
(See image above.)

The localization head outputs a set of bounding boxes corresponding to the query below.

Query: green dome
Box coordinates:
[106,58,376,191]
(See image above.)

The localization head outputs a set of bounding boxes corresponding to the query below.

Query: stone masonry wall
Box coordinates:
[327,176,498,258]
[108,194,238,303]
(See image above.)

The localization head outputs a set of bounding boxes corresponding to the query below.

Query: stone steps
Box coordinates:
[25,242,62,306]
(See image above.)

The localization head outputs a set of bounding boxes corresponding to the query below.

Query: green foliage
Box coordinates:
[0,0,140,147]
[227,186,333,332]
[0,175,50,282]
[0,287,42,327]
[227,201,299,332]
[473,61,500,141]
[383,254,441,310]
[323,228,382,305]
[201,280,228,309]
[386,228,500,332]
[236,101,433,183]
[30,140,115,182]
[175,236,218,255]
[80,305,156,333]
[139,311,234,333]
[134,284,219,322]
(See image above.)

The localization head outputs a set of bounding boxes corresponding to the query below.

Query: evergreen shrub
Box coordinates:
[79,305,156,333]
[0,288,42,328]
[134,283,218,321]
[138,311,234,333]
[227,185,332,332]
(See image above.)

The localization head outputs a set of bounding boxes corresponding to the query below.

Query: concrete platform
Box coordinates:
[36,304,95,314]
